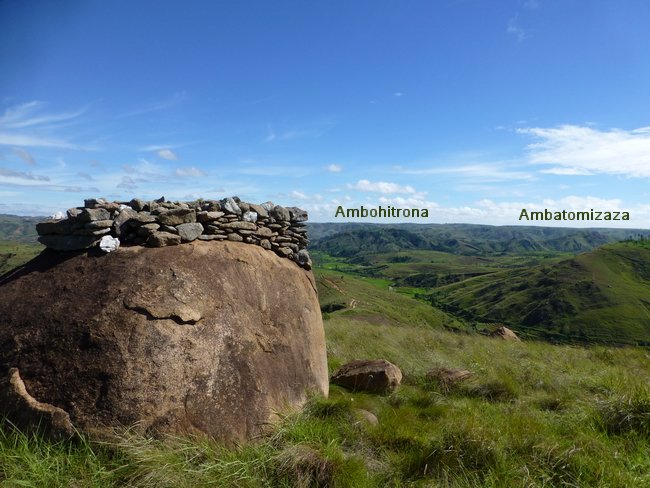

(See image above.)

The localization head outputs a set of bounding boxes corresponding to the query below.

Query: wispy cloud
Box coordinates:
[0,133,84,149]
[158,148,178,160]
[519,125,650,177]
[0,167,50,182]
[326,164,342,173]
[507,16,527,42]
[0,101,90,149]
[393,163,535,182]
[121,91,186,117]
[1,102,88,129]
[12,147,36,165]
[347,179,416,194]
[175,166,206,177]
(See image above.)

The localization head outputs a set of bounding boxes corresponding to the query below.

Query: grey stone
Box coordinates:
[128,212,157,224]
[255,226,274,237]
[242,211,257,223]
[85,219,113,229]
[135,223,160,237]
[271,205,290,221]
[72,227,111,237]
[238,202,250,213]
[113,208,139,237]
[296,249,312,270]
[129,198,147,211]
[280,242,299,252]
[78,208,111,222]
[36,219,75,236]
[37,234,99,251]
[159,225,178,234]
[203,200,221,211]
[261,201,275,212]
[157,208,196,226]
[198,234,227,241]
[66,207,83,219]
[227,233,243,242]
[197,211,225,223]
[260,239,272,250]
[248,203,269,219]
[275,247,293,257]
[177,223,204,242]
[221,197,241,215]
[287,207,308,222]
[147,231,181,247]
[84,198,108,209]
[204,225,226,235]
[222,221,257,231]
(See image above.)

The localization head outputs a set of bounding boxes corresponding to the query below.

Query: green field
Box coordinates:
[0,240,44,275]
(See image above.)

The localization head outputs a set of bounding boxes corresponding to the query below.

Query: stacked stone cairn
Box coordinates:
[36,196,312,270]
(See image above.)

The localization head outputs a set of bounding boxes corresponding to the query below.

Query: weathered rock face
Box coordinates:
[0,240,328,442]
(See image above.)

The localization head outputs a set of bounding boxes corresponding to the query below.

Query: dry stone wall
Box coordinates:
[36,196,312,269]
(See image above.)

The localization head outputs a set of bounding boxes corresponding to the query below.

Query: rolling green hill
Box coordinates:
[309,222,650,256]
[430,240,650,345]
[0,214,42,243]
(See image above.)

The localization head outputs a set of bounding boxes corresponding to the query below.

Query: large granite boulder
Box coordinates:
[0,240,328,442]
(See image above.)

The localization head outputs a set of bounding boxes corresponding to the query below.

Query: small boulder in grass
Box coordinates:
[490,326,521,342]
[331,359,402,394]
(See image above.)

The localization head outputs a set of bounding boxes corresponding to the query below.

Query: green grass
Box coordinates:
[0,240,44,275]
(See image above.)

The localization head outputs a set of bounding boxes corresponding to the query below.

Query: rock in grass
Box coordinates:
[331,359,402,394]
[490,326,521,342]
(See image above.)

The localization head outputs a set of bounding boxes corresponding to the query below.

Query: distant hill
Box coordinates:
[308,222,650,256]
[0,214,42,243]
[430,240,650,345]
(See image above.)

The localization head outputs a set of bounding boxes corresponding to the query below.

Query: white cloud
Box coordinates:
[175,166,206,177]
[291,190,309,200]
[0,101,89,149]
[1,104,87,129]
[519,125,650,177]
[394,92,403,97]
[326,164,342,173]
[507,17,527,42]
[0,133,82,149]
[347,179,416,194]
[394,163,535,182]
[158,148,178,160]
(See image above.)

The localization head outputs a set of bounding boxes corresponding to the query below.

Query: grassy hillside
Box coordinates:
[4,264,650,486]
[0,240,44,275]
[0,214,41,243]
[431,240,650,345]
[309,222,650,256]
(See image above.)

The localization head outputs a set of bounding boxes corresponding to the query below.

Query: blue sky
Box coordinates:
[2,0,650,226]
